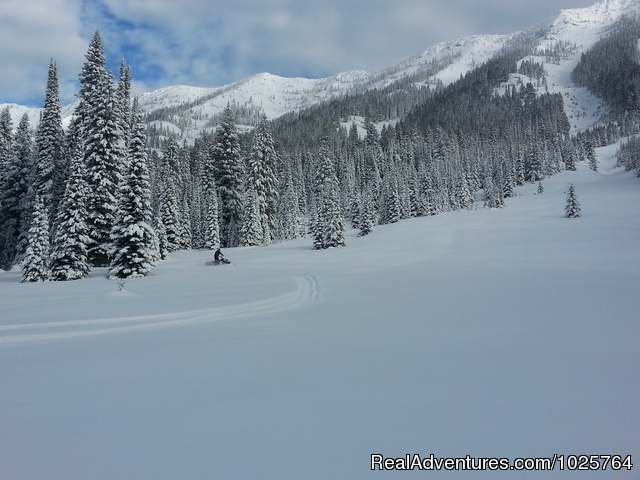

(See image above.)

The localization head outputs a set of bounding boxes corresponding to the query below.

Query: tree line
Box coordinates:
[2,14,639,282]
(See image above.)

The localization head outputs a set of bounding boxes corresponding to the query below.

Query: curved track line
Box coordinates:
[0,274,320,346]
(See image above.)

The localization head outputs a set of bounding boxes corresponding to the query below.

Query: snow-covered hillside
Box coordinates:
[516,0,640,133]
[1,140,638,479]
[4,0,640,142]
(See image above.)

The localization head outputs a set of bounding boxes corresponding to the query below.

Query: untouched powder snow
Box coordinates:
[1,148,638,479]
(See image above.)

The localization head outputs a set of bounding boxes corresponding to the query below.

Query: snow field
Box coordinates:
[1,150,639,479]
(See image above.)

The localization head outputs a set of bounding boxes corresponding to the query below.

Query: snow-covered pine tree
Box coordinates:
[349,192,361,229]
[322,192,346,248]
[77,31,121,266]
[0,107,13,179]
[501,163,515,199]
[177,186,193,250]
[275,174,305,240]
[158,139,182,252]
[420,173,439,216]
[204,184,221,249]
[313,143,345,249]
[524,145,543,182]
[379,173,401,224]
[0,114,32,271]
[50,150,91,281]
[160,178,180,252]
[239,189,263,247]
[211,105,243,247]
[453,168,474,210]
[189,140,208,249]
[408,179,425,217]
[153,215,168,260]
[199,135,221,250]
[310,203,325,250]
[563,142,577,171]
[246,118,279,244]
[116,60,132,166]
[585,140,598,171]
[564,183,581,218]
[34,60,65,223]
[483,169,504,209]
[21,194,51,282]
[109,98,158,279]
[358,192,375,237]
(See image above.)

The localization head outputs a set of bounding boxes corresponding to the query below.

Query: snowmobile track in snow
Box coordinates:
[0,274,320,346]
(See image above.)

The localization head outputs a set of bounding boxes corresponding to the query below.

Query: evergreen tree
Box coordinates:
[453,169,474,209]
[211,105,243,247]
[564,145,577,171]
[21,195,50,282]
[564,183,581,218]
[421,173,439,216]
[50,151,91,281]
[116,59,132,164]
[153,215,169,260]
[246,118,279,244]
[313,144,345,249]
[0,114,32,270]
[34,60,65,222]
[379,173,402,224]
[524,145,543,182]
[77,31,121,266]
[204,184,221,249]
[239,189,262,246]
[483,174,504,208]
[585,140,598,171]
[158,139,182,252]
[358,192,375,237]
[0,107,13,179]
[310,203,325,250]
[274,160,305,241]
[109,99,158,279]
[276,180,305,241]
[160,178,180,252]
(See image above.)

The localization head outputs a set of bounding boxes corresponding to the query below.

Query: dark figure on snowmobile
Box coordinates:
[214,248,230,264]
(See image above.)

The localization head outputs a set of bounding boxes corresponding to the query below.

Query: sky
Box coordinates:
[1,0,601,107]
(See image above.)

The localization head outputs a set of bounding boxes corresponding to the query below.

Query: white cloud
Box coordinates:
[0,0,86,105]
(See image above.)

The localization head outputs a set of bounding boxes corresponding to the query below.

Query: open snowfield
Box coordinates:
[1,148,639,479]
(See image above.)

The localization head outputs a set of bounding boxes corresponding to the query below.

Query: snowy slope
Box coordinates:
[1,140,638,479]
[513,0,640,133]
[4,0,640,141]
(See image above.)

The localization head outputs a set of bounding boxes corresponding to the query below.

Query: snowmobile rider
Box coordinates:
[214,248,225,264]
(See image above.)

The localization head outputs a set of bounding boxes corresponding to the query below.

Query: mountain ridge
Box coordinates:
[2,0,639,142]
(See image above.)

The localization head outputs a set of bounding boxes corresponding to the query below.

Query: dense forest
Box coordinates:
[1,14,640,282]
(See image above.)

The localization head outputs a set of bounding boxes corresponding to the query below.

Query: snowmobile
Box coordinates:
[205,258,231,266]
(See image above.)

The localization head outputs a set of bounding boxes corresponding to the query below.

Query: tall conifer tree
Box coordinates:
[34,60,65,222]
[109,99,158,278]
[77,30,121,266]
[0,114,33,270]
[0,107,13,180]
[21,194,50,282]
[50,151,91,281]
[211,105,243,247]
[246,118,279,244]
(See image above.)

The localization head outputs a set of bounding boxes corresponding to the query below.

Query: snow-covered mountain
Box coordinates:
[3,0,640,141]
